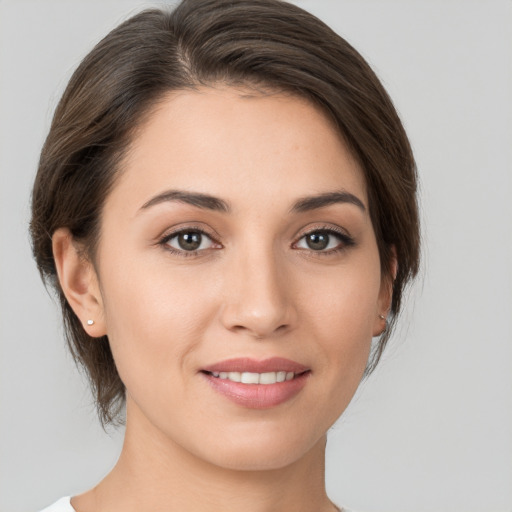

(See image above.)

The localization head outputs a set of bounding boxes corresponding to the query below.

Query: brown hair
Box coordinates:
[30,0,420,426]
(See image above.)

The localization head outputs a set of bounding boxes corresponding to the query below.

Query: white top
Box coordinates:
[38,497,74,512]
[39,496,356,511]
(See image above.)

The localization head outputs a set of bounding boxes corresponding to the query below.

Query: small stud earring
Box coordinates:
[87,319,94,326]
[377,314,388,336]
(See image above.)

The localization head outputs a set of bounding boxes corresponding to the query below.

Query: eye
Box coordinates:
[163,229,216,252]
[295,229,353,252]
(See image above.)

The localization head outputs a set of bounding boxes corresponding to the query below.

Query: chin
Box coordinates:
[193,424,326,472]
[208,448,311,472]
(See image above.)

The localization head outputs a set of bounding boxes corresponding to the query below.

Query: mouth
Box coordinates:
[202,370,306,384]
[200,357,311,409]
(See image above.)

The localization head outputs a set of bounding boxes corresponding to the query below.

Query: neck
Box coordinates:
[73,400,336,512]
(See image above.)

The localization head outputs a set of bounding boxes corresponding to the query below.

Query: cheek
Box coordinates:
[302,257,381,375]
[309,261,381,337]
[97,256,219,394]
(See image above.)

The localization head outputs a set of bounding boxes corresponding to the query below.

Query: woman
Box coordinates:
[31,0,419,511]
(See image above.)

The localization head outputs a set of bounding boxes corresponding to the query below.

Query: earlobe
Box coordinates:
[373,279,392,337]
[372,246,397,337]
[52,228,106,337]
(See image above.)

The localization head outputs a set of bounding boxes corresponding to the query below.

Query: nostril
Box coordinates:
[219,293,297,339]
[230,323,289,340]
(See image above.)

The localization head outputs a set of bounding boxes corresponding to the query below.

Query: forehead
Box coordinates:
[111,86,367,215]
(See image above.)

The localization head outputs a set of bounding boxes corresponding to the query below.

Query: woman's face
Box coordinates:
[90,87,389,470]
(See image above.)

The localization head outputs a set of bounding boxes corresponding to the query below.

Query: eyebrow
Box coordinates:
[291,190,366,213]
[139,189,365,215]
[140,190,230,213]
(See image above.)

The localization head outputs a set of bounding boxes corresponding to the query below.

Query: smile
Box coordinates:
[201,357,311,409]
[207,371,296,384]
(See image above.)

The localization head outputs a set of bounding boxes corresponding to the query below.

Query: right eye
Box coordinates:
[162,229,217,254]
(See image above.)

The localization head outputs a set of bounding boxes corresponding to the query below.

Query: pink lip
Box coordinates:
[200,357,310,409]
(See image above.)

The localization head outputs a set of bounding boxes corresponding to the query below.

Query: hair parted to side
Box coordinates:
[30,0,420,426]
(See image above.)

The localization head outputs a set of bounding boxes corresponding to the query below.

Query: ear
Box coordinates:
[52,228,106,338]
[372,246,398,337]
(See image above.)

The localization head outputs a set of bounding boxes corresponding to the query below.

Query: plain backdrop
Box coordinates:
[0,1,511,511]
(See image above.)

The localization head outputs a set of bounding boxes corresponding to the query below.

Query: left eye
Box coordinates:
[295,230,344,251]
[165,230,215,252]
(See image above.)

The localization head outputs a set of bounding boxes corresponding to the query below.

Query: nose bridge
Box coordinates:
[221,236,295,338]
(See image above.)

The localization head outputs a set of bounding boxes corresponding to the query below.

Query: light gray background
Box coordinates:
[1,1,511,511]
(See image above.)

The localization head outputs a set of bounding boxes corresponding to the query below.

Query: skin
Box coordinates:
[53,86,391,512]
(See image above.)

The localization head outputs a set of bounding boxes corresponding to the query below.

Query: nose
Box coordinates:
[219,244,297,339]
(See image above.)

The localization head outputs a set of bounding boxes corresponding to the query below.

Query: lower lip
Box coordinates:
[202,372,310,409]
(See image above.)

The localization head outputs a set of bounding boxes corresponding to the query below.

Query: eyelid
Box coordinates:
[293,223,352,241]
[158,222,220,242]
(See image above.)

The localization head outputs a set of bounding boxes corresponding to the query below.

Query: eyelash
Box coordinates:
[293,226,355,256]
[158,225,355,257]
[159,225,220,258]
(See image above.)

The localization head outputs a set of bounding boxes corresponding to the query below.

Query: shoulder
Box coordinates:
[38,497,74,512]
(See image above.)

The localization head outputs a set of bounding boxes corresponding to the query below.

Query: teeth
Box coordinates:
[228,372,241,382]
[259,372,277,384]
[211,371,297,384]
[241,372,260,384]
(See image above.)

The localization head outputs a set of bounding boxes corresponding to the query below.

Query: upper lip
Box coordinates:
[201,357,309,374]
